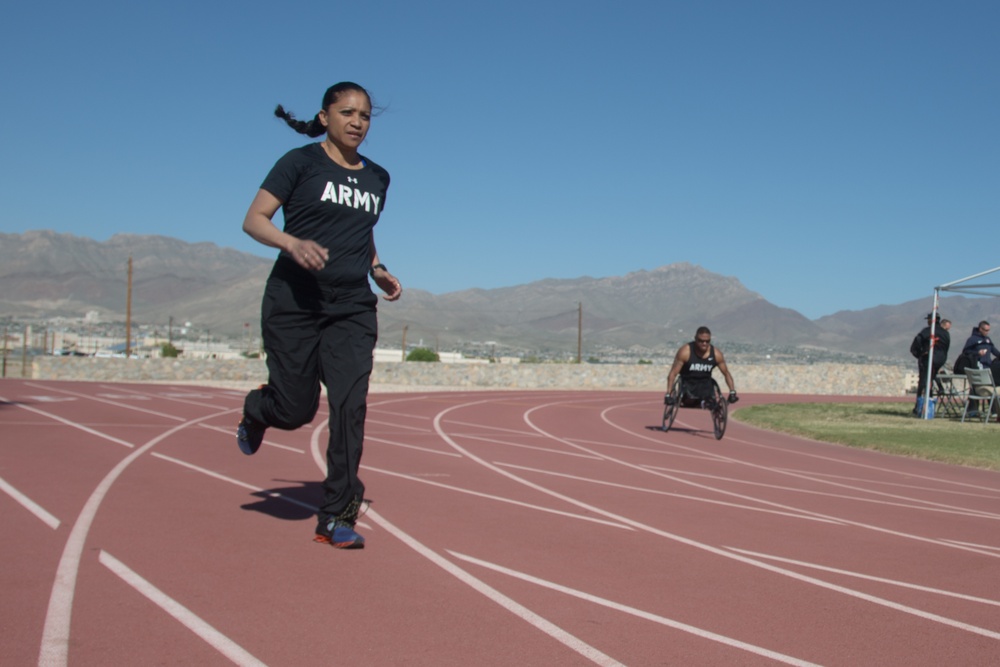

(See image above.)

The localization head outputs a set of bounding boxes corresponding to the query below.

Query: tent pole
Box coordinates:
[921,290,940,418]
[937,265,1000,291]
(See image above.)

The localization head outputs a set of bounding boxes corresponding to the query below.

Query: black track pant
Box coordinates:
[679,376,714,407]
[915,356,944,404]
[243,272,378,520]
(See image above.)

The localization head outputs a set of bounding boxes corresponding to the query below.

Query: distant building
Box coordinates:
[373,348,492,364]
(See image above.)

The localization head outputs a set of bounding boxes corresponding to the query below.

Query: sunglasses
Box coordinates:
[695,338,711,344]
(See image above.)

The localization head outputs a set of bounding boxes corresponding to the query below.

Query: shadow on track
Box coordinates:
[240,480,323,521]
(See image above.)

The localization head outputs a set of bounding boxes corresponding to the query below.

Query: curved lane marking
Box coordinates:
[426,397,1000,646]
[363,464,632,530]
[38,407,238,667]
[593,400,1000,548]
[639,462,1000,521]
[306,412,624,666]
[448,550,820,667]
[366,507,624,666]
[726,547,1000,607]
[494,462,843,524]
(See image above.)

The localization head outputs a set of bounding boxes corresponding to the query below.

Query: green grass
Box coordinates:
[732,402,1000,471]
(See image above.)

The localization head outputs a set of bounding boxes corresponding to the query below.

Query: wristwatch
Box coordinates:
[369,263,387,278]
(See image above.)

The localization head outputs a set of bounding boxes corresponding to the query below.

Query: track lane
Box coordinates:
[4,380,1000,665]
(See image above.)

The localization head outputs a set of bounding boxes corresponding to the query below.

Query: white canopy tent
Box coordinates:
[921,265,1000,417]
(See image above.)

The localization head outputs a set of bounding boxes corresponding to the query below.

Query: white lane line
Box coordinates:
[601,401,1000,519]
[639,464,1000,521]
[1,395,136,449]
[98,551,267,667]
[303,422,622,666]
[495,462,842,525]
[24,382,188,422]
[448,550,820,667]
[431,398,1000,643]
[443,418,547,439]
[150,453,372,533]
[152,440,615,663]
[726,547,1000,608]
[938,539,1000,552]
[90,384,235,410]
[363,465,633,530]
[197,423,304,454]
[151,453,318,512]
[363,435,463,457]
[572,401,1000,558]
[724,434,1000,495]
[458,433,605,459]
[367,395,432,407]
[37,407,237,667]
[365,509,624,667]
[771,466,1000,501]
[365,417,434,431]
[0,474,60,530]
[561,434,721,461]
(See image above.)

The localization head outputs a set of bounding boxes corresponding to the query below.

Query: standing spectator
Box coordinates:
[237,82,402,549]
[910,313,949,415]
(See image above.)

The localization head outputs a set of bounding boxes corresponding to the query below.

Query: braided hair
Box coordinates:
[274,82,376,137]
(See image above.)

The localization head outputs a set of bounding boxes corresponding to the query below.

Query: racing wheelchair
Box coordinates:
[662,376,736,440]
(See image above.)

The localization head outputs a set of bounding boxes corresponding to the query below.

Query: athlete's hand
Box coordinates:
[287,238,329,271]
[664,395,676,406]
[372,268,402,301]
[728,390,739,404]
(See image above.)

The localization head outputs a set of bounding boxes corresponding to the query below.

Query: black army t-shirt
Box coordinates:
[261,143,391,285]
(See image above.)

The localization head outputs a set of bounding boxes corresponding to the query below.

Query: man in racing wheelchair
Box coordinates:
[663,326,738,438]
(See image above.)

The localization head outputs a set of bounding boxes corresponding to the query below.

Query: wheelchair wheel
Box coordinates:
[711,381,728,440]
[662,376,681,432]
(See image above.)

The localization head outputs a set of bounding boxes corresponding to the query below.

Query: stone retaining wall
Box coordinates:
[28,357,915,396]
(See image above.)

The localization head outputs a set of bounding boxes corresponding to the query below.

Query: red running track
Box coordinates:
[3,379,1000,666]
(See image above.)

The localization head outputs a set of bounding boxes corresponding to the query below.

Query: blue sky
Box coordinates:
[2,1,997,319]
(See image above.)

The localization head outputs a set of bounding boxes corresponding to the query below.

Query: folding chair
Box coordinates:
[933,374,967,418]
[961,368,1000,423]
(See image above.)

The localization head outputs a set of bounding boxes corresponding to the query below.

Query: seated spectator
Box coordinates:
[962,320,1000,378]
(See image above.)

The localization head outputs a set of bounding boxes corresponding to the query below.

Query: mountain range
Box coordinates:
[2,230,997,363]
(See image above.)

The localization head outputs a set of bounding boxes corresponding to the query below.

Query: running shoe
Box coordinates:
[314,522,365,549]
[236,415,266,455]
[314,497,369,549]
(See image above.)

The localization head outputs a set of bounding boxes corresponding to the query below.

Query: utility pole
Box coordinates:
[401,325,408,362]
[125,255,133,358]
[22,325,29,378]
[577,302,583,364]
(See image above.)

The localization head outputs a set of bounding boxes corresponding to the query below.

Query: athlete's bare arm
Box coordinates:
[714,348,736,393]
[665,344,691,391]
[242,189,328,272]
